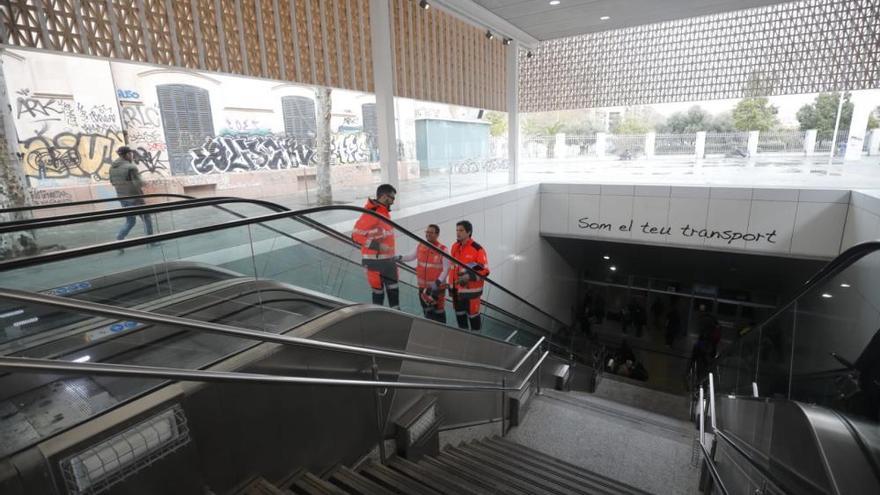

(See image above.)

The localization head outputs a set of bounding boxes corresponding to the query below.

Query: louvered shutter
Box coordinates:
[281,96,317,145]
[157,84,215,175]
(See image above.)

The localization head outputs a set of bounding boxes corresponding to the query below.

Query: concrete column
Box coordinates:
[747,131,760,157]
[695,132,706,159]
[804,129,818,156]
[596,133,607,159]
[369,0,398,186]
[868,129,880,156]
[645,132,656,158]
[555,133,566,158]
[845,90,880,161]
[506,41,519,184]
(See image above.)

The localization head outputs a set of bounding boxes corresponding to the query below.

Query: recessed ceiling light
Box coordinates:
[600,16,611,20]
[840,283,851,288]
[73,355,91,363]
[609,265,617,271]
[821,293,833,298]
[603,255,610,260]
[549,1,561,5]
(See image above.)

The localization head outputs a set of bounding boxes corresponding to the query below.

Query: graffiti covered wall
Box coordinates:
[3,48,379,188]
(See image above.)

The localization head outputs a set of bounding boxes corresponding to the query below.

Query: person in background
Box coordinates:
[449,220,490,331]
[399,224,450,323]
[352,184,399,309]
[109,146,153,241]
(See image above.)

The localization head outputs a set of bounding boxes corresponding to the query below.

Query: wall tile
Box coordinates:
[541,183,569,193]
[745,200,797,254]
[667,197,709,246]
[710,187,752,200]
[599,195,635,240]
[540,193,569,235]
[790,203,848,257]
[631,197,671,244]
[569,183,602,195]
[705,199,752,249]
[798,189,850,204]
[600,184,635,196]
[568,194,601,236]
[841,206,880,251]
[751,188,799,202]
[634,185,671,197]
[670,186,710,199]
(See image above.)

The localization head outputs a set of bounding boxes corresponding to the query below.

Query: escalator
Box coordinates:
[0,195,613,494]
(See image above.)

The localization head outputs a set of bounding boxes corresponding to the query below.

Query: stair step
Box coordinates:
[463,441,618,495]
[485,437,650,495]
[290,472,348,495]
[442,445,567,495]
[239,477,291,495]
[359,460,443,495]
[422,455,525,495]
[387,456,484,495]
[476,440,628,495]
[435,450,547,495]
[328,466,396,495]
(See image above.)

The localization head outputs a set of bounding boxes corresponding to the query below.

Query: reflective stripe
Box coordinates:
[457,287,483,294]
[386,283,399,289]
[391,305,400,309]
[372,289,385,294]
[418,262,443,269]
[363,253,395,260]
[468,312,480,318]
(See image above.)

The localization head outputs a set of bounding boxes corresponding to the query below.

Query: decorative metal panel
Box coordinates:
[4,0,44,48]
[143,0,175,65]
[41,0,84,54]
[218,0,244,74]
[80,0,114,57]
[239,0,262,76]
[196,0,222,71]
[519,0,880,112]
[111,0,147,62]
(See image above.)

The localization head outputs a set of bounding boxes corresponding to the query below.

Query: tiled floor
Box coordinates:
[507,389,700,495]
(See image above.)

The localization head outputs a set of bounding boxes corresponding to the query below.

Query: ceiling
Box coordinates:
[471,0,798,40]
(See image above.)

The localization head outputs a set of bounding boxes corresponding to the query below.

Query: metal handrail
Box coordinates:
[0,193,196,216]
[0,196,570,333]
[701,239,880,384]
[0,351,550,392]
[0,288,544,375]
[0,195,562,352]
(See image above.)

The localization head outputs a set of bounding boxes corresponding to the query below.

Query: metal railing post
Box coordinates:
[371,358,387,464]
[699,386,705,447]
[501,377,507,437]
[708,372,717,432]
[536,345,542,396]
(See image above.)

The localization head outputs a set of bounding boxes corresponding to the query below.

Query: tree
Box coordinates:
[796,92,854,133]
[484,111,507,137]
[869,107,880,130]
[613,113,652,134]
[732,97,778,131]
[521,112,571,158]
[314,87,333,206]
[658,106,735,133]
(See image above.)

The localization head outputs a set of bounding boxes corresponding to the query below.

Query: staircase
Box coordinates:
[238,437,649,495]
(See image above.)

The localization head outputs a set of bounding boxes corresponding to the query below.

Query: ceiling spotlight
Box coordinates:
[526,51,533,58]
[549,0,561,5]
[419,0,429,9]
[609,265,617,271]
[603,255,610,260]
[600,15,611,20]
[821,293,833,299]
[840,283,851,288]
[485,30,494,40]
[502,38,511,46]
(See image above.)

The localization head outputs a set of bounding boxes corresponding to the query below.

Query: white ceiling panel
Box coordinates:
[471,0,799,40]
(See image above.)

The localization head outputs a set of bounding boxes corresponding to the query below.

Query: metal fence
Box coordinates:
[757,130,806,153]
[814,130,849,154]
[655,133,696,155]
[565,135,599,156]
[704,132,750,156]
[608,134,646,156]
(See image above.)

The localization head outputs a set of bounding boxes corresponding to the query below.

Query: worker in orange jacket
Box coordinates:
[400,224,450,323]
[351,184,399,309]
[449,220,490,331]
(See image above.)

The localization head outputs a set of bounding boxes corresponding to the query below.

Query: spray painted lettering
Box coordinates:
[20,131,125,180]
[189,133,372,175]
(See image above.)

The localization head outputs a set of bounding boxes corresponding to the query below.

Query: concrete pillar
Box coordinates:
[596,133,607,159]
[804,129,818,156]
[845,90,880,161]
[506,41,519,184]
[747,131,760,157]
[695,132,706,159]
[555,133,567,158]
[645,132,656,158]
[369,0,398,186]
[868,129,880,156]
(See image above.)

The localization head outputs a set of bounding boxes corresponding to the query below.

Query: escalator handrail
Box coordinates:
[0,195,562,349]
[0,287,545,376]
[710,239,880,371]
[0,193,196,216]
[0,196,570,335]
[0,350,550,392]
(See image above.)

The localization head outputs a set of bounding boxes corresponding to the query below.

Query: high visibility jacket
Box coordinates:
[352,199,395,260]
[450,238,489,298]
[415,242,449,288]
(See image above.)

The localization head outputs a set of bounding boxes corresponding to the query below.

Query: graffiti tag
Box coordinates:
[116,89,140,100]
[20,130,125,180]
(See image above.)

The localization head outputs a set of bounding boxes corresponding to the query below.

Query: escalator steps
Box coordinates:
[240,477,291,495]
